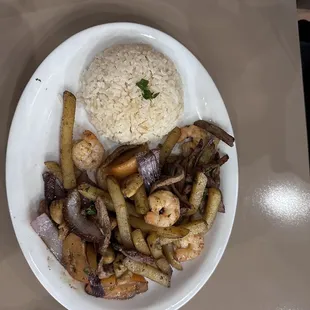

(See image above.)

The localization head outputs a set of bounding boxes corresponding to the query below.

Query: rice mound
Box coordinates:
[78,44,183,144]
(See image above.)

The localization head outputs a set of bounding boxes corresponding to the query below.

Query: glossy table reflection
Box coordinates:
[1,1,309,310]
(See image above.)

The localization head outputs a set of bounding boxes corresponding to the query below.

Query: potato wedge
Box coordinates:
[133,185,149,215]
[113,253,128,278]
[123,257,170,287]
[120,273,137,284]
[108,157,138,180]
[101,145,139,168]
[86,243,98,272]
[132,229,151,256]
[162,243,183,271]
[122,203,140,218]
[157,226,189,239]
[158,237,175,246]
[44,161,63,182]
[101,272,148,300]
[182,219,208,235]
[100,246,115,265]
[159,220,208,245]
[156,257,172,276]
[101,275,117,287]
[104,283,137,300]
[159,127,181,166]
[147,233,163,259]
[121,174,143,198]
[129,216,155,233]
[107,176,134,249]
[60,91,76,189]
[50,199,64,225]
[111,144,149,166]
[187,172,208,215]
[129,216,189,238]
[62,233,89,283]
[203,188,222,230]
[78,182,110,202]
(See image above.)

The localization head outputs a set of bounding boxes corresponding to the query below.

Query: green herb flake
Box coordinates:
[85,205,97,216]
[136,78,160,100]
[136,78,149,89]
[83,267,90,275]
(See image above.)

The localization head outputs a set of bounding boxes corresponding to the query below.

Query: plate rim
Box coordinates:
[5,22,239,310]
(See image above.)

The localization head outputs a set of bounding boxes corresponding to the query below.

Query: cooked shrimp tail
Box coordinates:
[72,130,105,170]
[144,190,180,227]
[174,234,204,262]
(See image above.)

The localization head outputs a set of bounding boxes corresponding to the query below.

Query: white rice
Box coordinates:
[78,44,183,144]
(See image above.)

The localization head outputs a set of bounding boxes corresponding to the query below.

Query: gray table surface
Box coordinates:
[1,1,309,309]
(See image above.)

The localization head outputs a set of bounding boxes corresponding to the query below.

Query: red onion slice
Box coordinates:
[136,149,160,193]
[31,213,63,262]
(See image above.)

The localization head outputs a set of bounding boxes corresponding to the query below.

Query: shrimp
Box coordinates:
[178,125,208,156]
[144,190,180,227]
[174,234,204,262]
[72,130,105,170]
[178,125,208,144]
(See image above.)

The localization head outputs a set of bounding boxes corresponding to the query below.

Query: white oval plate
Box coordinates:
[6,23,238,310]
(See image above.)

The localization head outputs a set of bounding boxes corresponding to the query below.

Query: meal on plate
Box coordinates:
[31,44,235,300]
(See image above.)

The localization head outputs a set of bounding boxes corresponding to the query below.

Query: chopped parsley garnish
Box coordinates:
[203,189,208,200]
[136,79,159,100]
[85,204,97,216]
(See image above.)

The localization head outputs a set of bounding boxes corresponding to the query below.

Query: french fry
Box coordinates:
[123,257,171,287]
[163,243,182,271]
[156,257,172,276]
[133,186,149,215]
[129,216,189,238]
[147,233,163,259]
[187,172,208,215]
[100,246,115,265]
[60,91,76,189]
[121,174,143,198]
[203,188,222,230]
[159,127,181,165]
[132,229,151,256]
[107,176,134,249]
